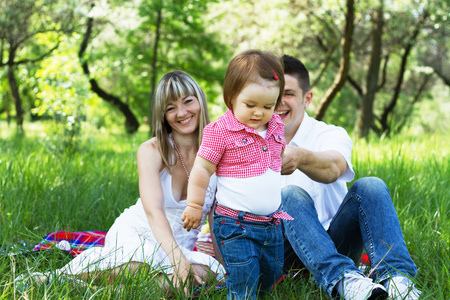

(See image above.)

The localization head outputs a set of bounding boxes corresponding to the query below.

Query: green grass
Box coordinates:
[1,121,449,299]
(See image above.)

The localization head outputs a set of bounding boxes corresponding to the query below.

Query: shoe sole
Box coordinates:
[368,287,388,300]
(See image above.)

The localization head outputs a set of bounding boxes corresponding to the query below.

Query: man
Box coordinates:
[276,55,420,300]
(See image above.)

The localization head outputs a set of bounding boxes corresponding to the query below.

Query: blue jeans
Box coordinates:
[213,211,284,300]
[280,177,418,298]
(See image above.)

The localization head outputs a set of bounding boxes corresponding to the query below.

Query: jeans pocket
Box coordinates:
[215,218,247,241]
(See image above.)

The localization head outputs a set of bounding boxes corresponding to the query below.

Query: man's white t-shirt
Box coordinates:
[280,112,355,230]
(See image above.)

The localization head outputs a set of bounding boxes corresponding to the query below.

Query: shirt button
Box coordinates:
[278,135,282,140]
[262,146,268,151]
[242,138,247,143]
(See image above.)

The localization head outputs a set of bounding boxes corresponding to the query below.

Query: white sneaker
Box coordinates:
[14,272,48,293]
[339,273,388,300]
[14,271,87,293]
[384,276,421,300]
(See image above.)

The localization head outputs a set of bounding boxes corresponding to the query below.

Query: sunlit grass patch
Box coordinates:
[1,124,448,299]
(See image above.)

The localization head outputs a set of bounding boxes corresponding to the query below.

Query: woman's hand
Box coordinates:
[172,257,203,293]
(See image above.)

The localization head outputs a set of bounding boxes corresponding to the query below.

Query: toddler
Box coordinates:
[182,49,292,299]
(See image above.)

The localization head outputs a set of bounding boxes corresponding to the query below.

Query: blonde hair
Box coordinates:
[151,71,210,172]
[223,49,285,110]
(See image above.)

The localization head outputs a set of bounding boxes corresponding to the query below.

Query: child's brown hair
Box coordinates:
[223,49,285,110]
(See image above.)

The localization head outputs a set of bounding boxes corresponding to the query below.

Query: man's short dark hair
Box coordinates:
[282,55,310,93]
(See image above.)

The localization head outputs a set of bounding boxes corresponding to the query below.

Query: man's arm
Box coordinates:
[281,145,348,183]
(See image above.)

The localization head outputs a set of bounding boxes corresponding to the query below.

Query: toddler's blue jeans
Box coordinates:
[213,210,284,300]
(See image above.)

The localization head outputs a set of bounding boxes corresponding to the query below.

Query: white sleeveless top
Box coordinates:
[57,169,224,280]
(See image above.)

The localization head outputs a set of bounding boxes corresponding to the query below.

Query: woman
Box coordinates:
[17,71,225,292]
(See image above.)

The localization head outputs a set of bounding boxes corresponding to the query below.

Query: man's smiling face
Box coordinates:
[275,74,312,142]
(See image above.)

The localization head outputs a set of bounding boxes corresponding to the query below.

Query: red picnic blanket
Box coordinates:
[32,231,107,257]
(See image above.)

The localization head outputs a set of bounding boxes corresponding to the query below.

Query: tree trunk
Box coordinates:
[149,7,162,136]
[395,74,431,133]
[314,0,355,121]
[78,14,139,134]
[431,67,450,87]
[313,35,363,98]
[7,64,23,134]
[355,0,383,139]
[4,94,11,126]
[311,44,334,88]
[379,11,428,134]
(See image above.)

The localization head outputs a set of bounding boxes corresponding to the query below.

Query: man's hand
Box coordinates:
[181,204,203,231]
[281,145,301,175]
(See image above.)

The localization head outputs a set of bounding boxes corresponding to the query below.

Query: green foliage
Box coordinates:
[72,0,230,125]
[1,0,448,136]
[0,121,448,298]
[31,36,92,152]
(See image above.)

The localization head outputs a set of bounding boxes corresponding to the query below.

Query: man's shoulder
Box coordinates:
[308,116,349,137]
[292,114,351,148]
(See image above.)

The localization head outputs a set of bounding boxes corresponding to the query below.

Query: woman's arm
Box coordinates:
[182,156,216,231]
[137,140,200,286]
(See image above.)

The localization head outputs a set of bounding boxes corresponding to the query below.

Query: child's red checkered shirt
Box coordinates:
[197,109,285,178]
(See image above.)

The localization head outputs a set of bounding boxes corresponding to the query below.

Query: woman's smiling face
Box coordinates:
[165,95,201,135]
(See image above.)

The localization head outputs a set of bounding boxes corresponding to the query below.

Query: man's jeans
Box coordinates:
[280,177,418,297]
[213,211,284,300]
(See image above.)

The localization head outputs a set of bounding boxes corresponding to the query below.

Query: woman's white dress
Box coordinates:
[57,169,225,280]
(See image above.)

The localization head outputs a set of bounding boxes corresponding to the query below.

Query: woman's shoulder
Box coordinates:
[138,137,159,151]
[137,137,163,167]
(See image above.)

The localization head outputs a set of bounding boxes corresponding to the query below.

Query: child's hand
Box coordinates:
[181,203,203,231]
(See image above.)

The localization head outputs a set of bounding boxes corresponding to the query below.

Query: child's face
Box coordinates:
[232,81,279,132]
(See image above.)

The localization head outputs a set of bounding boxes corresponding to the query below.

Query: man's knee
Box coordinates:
[281,185,314,209]
[351,177,391,202]
[353,176,388,192]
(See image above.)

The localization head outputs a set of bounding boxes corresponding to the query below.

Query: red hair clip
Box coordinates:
[273,70,279,81]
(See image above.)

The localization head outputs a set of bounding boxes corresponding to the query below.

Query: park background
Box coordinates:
[0,0,449,299]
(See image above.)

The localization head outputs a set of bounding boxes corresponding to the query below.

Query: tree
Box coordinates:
[355,0,384,138]
[378,10,429,134]
[71,0,229,134]
[135,0,230,132]
[299,1,439,136]
[78,2,139,134]
[1,0,446,137]
[0,0,75,133]
[313,0,355,121]
[418,1,449,88]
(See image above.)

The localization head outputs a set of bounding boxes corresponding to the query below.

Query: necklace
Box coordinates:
[171,136,190,180]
